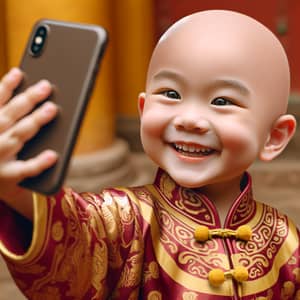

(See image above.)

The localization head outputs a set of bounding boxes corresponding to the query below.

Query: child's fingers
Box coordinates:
[0,80,52,133]
[0,68,23,106]
[9,101,58,144]
[0,150,58,182]
[0,101,58,159]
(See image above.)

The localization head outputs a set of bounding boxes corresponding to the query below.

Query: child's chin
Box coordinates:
[169,173,205,189]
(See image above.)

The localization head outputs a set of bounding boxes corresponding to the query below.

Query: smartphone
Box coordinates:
[16,19,108,195]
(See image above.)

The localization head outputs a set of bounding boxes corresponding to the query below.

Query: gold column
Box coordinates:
[113,0,154,116]
[4,0,114,153]
[113,0,155,150]
[0,0,7,77]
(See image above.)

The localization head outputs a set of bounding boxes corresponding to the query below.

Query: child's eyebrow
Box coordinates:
[152,70,184,82]
[211,79,250,96]
[152,71,251,96]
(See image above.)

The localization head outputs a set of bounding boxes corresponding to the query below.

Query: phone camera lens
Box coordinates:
[38,26,47,36]
[30,25,48,56]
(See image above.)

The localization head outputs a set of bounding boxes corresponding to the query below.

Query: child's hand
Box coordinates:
[0,68,58,206]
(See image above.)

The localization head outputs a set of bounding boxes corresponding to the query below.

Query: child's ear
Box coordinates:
[138,92,146,116]
[259,114,297,161]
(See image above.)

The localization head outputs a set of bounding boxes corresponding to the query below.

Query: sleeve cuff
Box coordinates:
[0,193,49,264]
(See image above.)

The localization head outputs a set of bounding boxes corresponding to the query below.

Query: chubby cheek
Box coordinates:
[218,119,263,164]
[140,104,171,140]
[139,108,167,159]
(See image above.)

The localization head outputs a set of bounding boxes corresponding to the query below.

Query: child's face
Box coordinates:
[139,11,293,189]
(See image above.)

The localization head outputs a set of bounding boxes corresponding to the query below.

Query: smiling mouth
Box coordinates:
[171,142,215,157]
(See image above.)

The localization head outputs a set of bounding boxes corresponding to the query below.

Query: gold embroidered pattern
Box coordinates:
[91,241,108,292]
[144,261,159,282]
[182,291,198,300]
[118,252,143,288]
[134,188,154,206]
[229,189,255,227]
[159,171,216,226]
[176,189,215,224]
[148,290,162,300]
[160,172,176,199]
[293,268,300,283]
[17,190,111,299]
[51,221,64,242]
[234,205,288,280]
[280,281,295,299]
[101,203,123,269]
[154,199,228,279]
[108,190,144,292]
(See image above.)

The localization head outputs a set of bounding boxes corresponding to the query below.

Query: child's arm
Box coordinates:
[1,186,143,299]
[0,68,58,220]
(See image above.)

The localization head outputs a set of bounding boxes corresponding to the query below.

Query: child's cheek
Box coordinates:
[218,118,262,158]
[141,106,170,136]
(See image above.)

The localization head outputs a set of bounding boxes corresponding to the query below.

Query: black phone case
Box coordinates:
[16,19,108,195]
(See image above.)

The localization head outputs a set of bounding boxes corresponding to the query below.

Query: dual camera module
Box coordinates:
[30,25,48,56]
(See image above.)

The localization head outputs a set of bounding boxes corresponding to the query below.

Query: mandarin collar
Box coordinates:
[153,168,256,228]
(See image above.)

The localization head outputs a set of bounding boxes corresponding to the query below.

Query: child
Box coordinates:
[0,9,299,300]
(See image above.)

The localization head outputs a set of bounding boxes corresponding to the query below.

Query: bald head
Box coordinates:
[147,10,290,116]
[139,10,296,189]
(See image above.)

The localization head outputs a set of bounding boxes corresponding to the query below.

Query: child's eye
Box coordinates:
[211,97,233,106]
[160,90,181,99]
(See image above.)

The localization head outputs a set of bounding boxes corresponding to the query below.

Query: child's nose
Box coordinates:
[173,113,211,133]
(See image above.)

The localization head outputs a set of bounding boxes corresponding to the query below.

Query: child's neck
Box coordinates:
[201,175,243,227]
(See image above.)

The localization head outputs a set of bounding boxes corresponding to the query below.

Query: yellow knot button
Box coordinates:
[236,225,252,241]
[232,266,249,282]
[208,268,225,287]
[194,225,252,242]
[208,266,248,287]
[194,225,210,242]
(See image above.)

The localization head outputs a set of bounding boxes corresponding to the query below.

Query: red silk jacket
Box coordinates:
[0,169,299,299]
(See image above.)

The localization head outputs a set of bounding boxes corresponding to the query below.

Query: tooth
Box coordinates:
[201,149,210,154]
[173,142,213,155]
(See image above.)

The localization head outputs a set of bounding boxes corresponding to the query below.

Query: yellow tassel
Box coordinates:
[208,269,225,287]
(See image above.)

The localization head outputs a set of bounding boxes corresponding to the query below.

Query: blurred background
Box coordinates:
[0,1,299,299]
